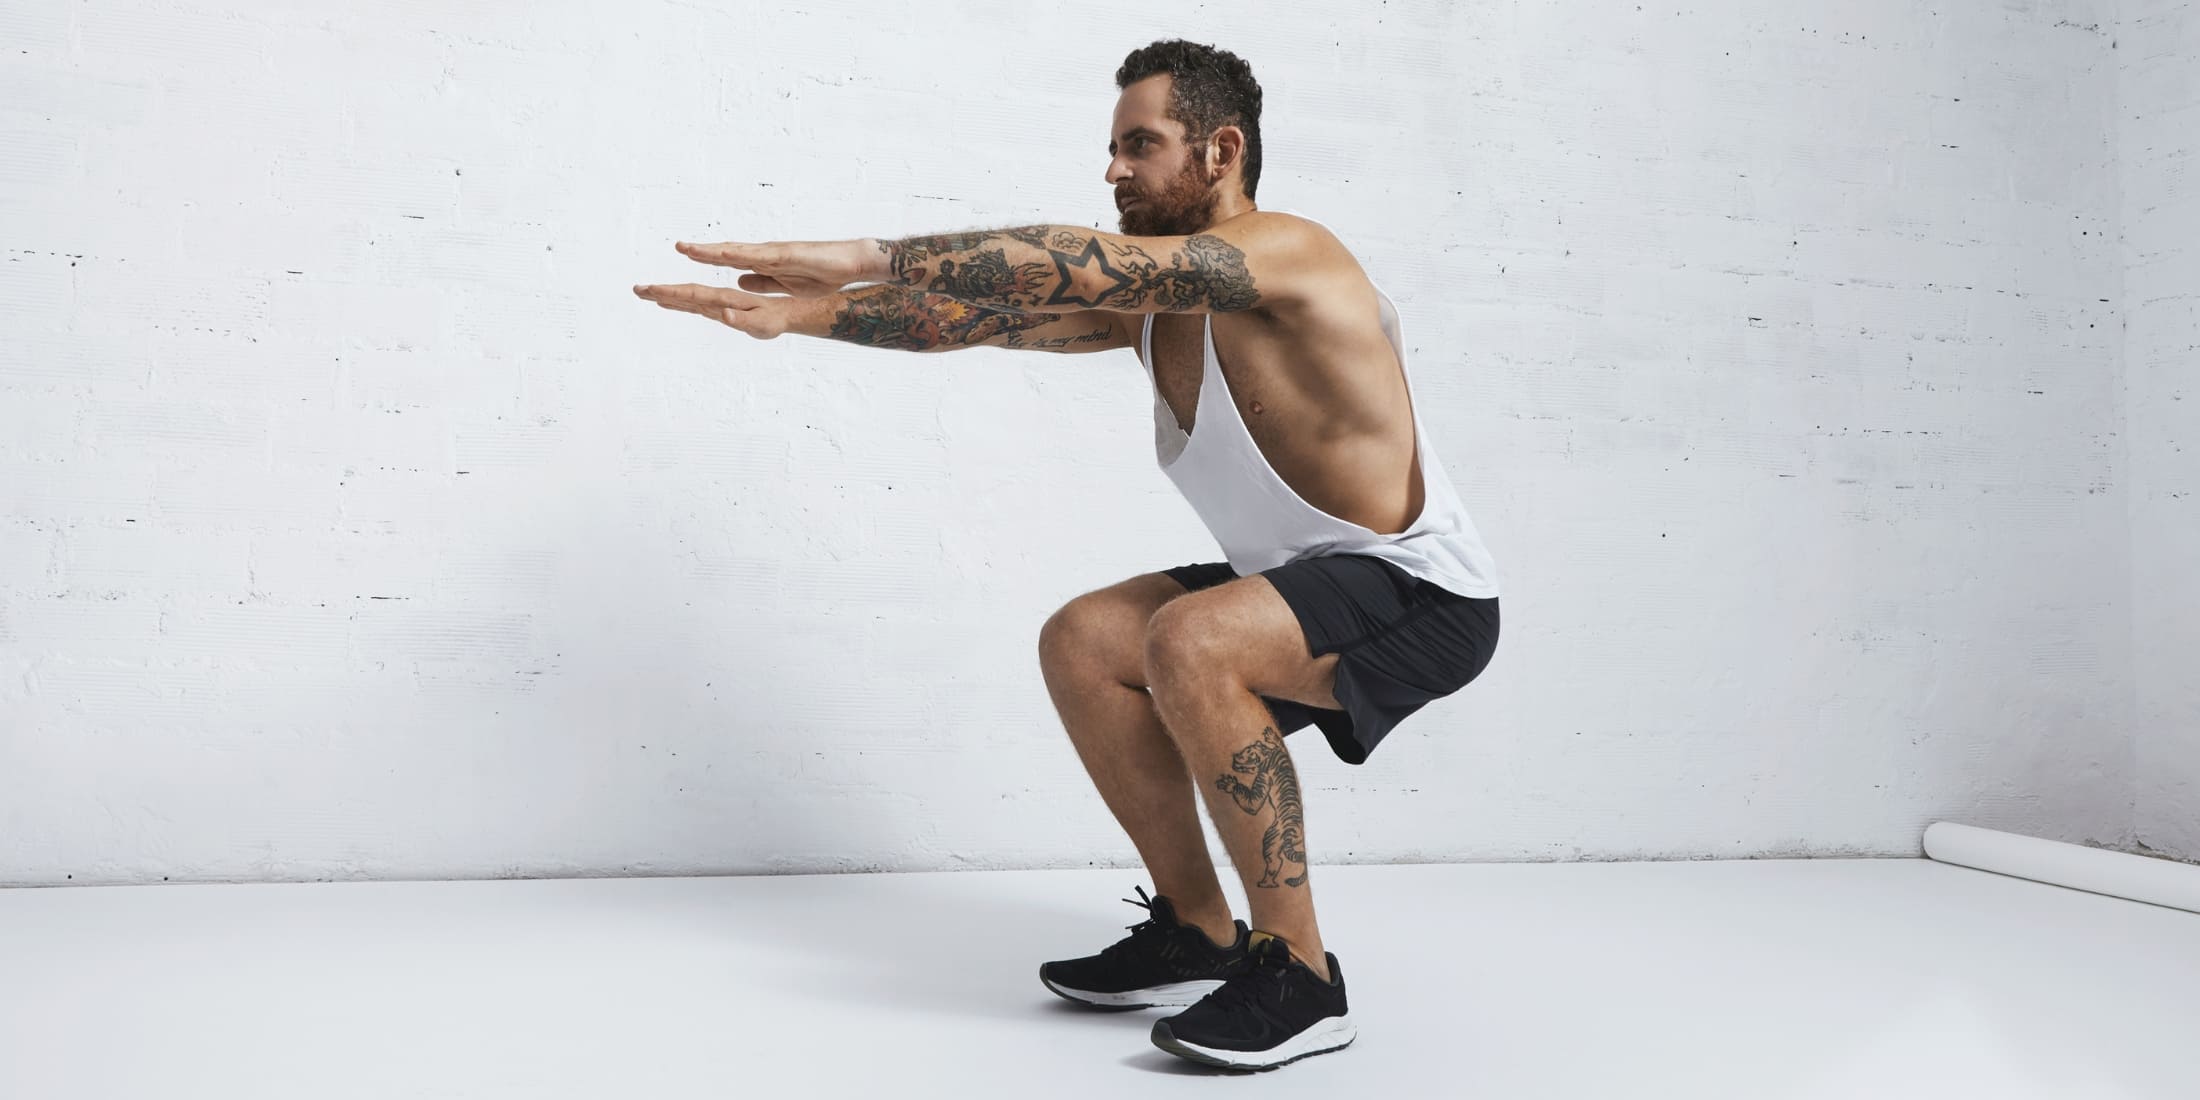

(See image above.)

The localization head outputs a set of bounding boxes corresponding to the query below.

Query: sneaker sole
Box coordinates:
[1040,972,1228,1010]
[1149,1015,1357,1071]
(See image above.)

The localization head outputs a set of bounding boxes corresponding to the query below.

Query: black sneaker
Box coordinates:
[1149,931,1355,1070]
[1039,886,1251,1010]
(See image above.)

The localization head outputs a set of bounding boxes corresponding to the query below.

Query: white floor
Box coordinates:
[2,860,2195,1099]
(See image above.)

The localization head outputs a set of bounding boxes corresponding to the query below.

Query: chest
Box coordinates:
[1145,315,1285,443]
[1140,310,1430,535]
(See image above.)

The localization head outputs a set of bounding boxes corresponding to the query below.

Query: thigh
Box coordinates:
[1040,569,1210,688]
[1145,571,1346,711]
[1207,553,1433,709]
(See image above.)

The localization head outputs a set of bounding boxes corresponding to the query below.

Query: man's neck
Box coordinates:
[1195,195,1258,231]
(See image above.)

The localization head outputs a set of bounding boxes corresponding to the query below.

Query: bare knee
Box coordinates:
[1041,575,1189,690]
[1037,599,1094,677]
[1143,601,1225,693]
[1040,595,1145,690]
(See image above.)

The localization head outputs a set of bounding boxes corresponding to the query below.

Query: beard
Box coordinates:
[1116,157,1221,236]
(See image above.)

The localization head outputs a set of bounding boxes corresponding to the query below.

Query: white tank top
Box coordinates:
[1137,220,1500,599]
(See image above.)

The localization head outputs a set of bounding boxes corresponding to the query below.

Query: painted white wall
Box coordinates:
[0,0,2142,885]
[2122,0,2200,863]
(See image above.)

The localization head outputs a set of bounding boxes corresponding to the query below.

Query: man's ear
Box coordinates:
[1207,125,1246,183]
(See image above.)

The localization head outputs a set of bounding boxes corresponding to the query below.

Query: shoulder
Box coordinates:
[1208,210,1345,255]
[1201,212,1362,315]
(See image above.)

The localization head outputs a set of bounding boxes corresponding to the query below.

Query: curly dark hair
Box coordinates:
[1116,40,1264,200]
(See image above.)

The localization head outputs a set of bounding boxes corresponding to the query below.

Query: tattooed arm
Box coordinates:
[875,213,1334,316]
[795,284,1130,354]
[656,214,1338,317]
[632,276,1130,352]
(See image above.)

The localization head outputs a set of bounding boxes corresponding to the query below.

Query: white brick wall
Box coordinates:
[2122,0,2200,861]
[0,0,2153,884]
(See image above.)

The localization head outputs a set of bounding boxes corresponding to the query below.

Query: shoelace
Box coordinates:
[1095,885,1173,964]
[1120,884,1163,928]
[1204,940,1299,1018]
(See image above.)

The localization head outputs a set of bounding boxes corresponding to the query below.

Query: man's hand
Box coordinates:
[630,281,801,339]
[668,238,886,298]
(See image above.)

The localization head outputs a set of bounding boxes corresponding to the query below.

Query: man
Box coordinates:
[635,39,1500,1071]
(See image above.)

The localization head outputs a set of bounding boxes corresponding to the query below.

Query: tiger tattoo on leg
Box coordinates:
[1214,725,1309,888]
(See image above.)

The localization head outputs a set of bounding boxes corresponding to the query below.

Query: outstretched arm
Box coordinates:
[808,285,1128,353]
[633,280,1131,354]
[879,224,1288,314]
[673,212,1336,316]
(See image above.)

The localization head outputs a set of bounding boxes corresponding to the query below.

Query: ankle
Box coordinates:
[1170,907,1238,948]
[1256,931,1333,982]
[1299,952,1335,983]
[1277,943,1332,982]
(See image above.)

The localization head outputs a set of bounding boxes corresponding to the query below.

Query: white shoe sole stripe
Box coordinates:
[1043,977,1226,1007]
[1165,1014,1357,1069]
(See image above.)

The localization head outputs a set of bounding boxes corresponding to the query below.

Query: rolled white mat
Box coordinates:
[1923,821,2200,915]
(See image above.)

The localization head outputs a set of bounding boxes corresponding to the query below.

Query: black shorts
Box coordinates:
[1161,554,1499,765]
